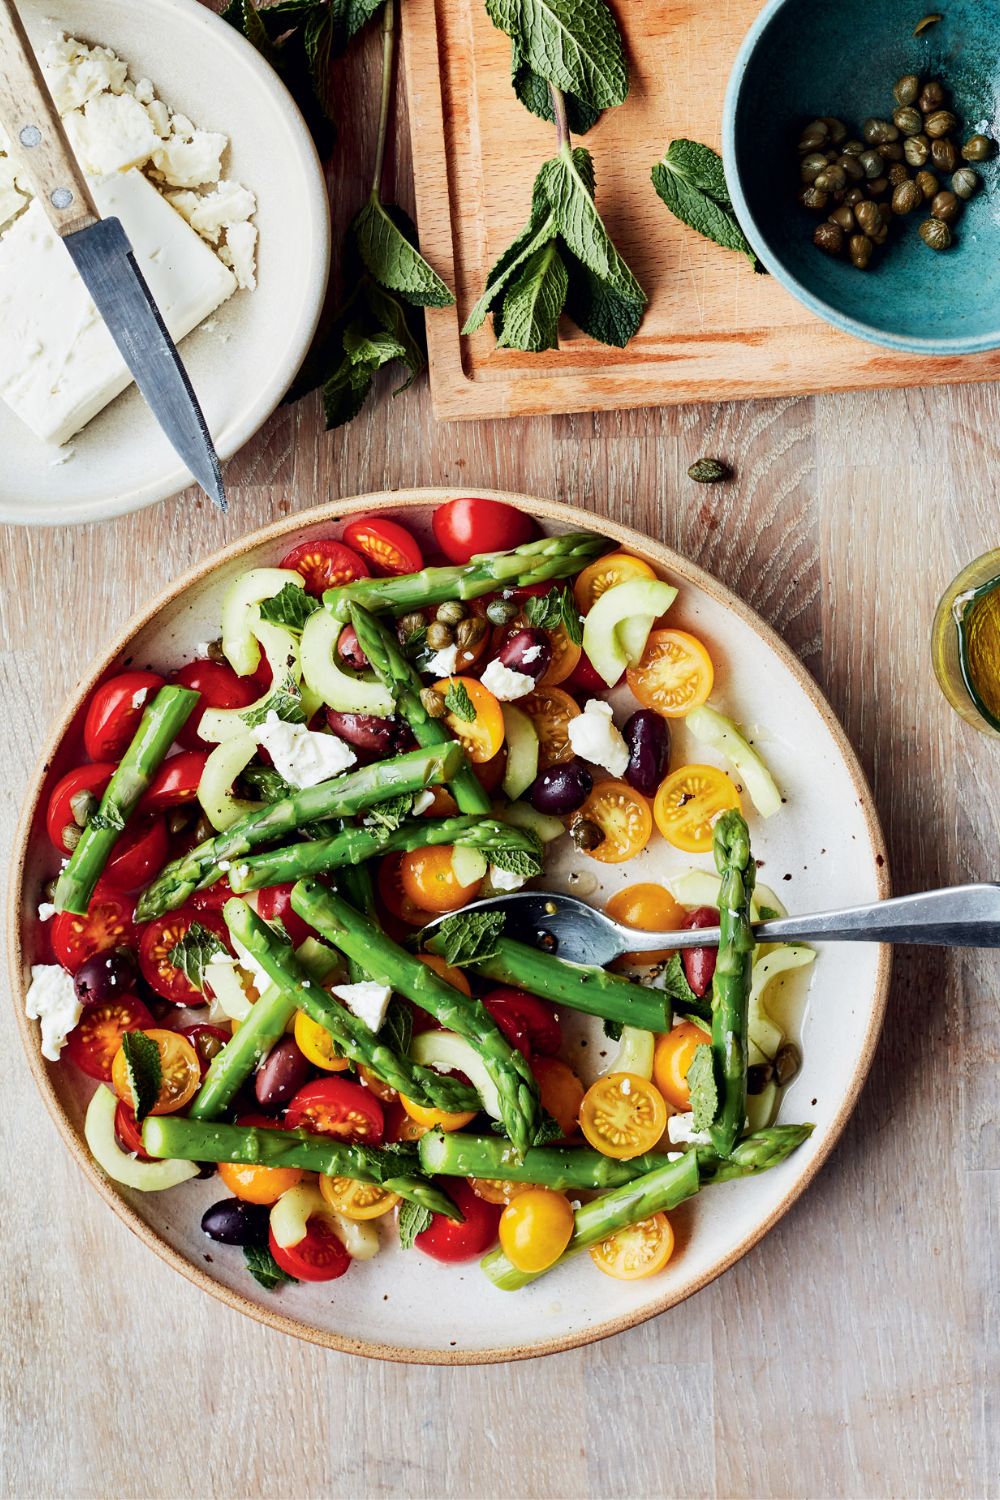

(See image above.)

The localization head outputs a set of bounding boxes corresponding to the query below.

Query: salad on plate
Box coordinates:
[24,497,815,1294]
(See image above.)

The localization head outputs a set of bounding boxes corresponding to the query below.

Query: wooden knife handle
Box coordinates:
[0,0,98,236]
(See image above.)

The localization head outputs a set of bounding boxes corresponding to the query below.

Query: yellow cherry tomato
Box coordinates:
[499,1187,576,1273]
[575,780,653,863]
[399,844,483,914]
[653,1021,709,1112]
[539,624,582,687]
[398,1094,477,1132]
[532,1055,585,1137]
[605,883,687,964]
[319,1174,400,1220]
[521,686,581,768]
[294,1010,351,1071]
[590,1211,675,1280]
[417,952,472,995]
[574,551,656,614]
[433,675,505,763]
[579,1072,668,1160]
[110,1028,200,1116]
[653,764,741,854]
[358,1065,398,1102]
[468,1178,532,1206]
[626,628,715,717]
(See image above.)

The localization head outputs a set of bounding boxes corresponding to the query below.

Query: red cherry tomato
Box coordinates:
[432,498,538,564]
[140,750,209,812]
[83,672,165,762]
[285,1077,385,1144]
[139,908,228,1005]
[472,746,507,795]
[280,537,371,595]
[481,988,562,1057]
[51,888,138,974]
[114,1098,153,1159]
[102,816,169,893]
[190,877,233,913]
[681,906,720,997]
[565,652,621,694]
[169,660,258,749]
[415,1179,501,1262]
[46,763,116,854]
[342,517,423,577]
[64,994,154,1080]
[256,882,319,949]
[268,1220,350,1282]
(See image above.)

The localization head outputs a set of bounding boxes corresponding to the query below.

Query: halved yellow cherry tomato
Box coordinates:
[398,1095,477,1132]
[576,780,652,863]
[590,1211,675,1280]
[532,1055,585,1137]
[653,1021,709,1112]
[653,764,741,854]
[294,1010,351,1072]
[579,1072,668,1160]
[359,1065,398,1102]
[399,844,483,914]
[522,686,581,768]
[539,624,582,687]
[433,675,505,763]
[606,883,687,964]
[574,551,656,614]
[499,1187,576,1273]
[319,1174,400,1220]
[468,1177,532,1206]
[420,786,459,817]
[110,1028,200,1116]
[626,628,715,717]
[378,853,433,927]
[417,952,472,995]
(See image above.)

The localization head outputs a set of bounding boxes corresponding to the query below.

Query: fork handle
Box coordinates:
[0,0,98,236]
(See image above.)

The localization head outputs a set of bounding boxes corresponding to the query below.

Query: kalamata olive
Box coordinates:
[325,708,409,756]
[201,1197,270,1246]
[73,947,138,1006]
[530,759,593,816]
[622,710,669,797]
[255,1035,312,1109]
[498,627,552,682]
[336,624,369,671]
[681,906,720,997]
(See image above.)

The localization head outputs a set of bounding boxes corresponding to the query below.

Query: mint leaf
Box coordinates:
[564,250,644,348]
[168,921,228,994]
[532,1111,564,1145]
[497,240,568,352]
[88,801,126,833]
[659,953,711,1020]
[463,211,558,335]
[363,278,426,394]
[244,1244,297,1290]
[398,1198,432,1249]
[353,196,455,309]
[485,0,628,110]
[523,585,566,632]
[686,1044,719,1133]
[537,148,646,304]
[121,1030,161,1123]
[758,905,780,922]
[488,836,543,878]
[652,141,758,269]
[444,679,476,723]
[430,910,505,966]
[511,40,599,133]
[239,764,296,803]
[258,583,321,632]
[379,995,413,1057]
[560,586,583,646]
[603,1018,623,1041]
[304,4,335,112]
[239,674,306,729]
[364,792,413,834]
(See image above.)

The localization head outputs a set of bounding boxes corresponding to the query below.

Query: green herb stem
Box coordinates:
[549,83,571,152]
[372,0,396,198]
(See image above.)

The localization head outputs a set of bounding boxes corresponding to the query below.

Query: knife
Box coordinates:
[0,0,226,509]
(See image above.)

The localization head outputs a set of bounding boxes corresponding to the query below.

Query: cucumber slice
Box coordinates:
[666,870,787,923]
[502,801,565,844]
[452,846,489,887]
[749,944,815,1060]
[582,579,678,686]
[300,608,395,715]
[327,1211,380,1260]
[685,705,783,818]
[410,1030,501,1117]
[745,1081,778,1133]
[197,732,261,831]
[221,568,304,678]
[270,1182,326,1248]
[295,936,342,986]
[501,703,539,800]
[200,622,305,744]
[85,1086,199,1191]
[607,1025,655,1079]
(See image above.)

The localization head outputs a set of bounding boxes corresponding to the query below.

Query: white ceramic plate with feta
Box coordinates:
[9,490,891,1363]
[0,0,330,527]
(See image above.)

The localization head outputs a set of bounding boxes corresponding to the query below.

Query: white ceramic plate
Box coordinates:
[0,0,330,527]
[8,491,891,1362]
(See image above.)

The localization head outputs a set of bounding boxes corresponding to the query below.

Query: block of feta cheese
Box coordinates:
[0,169,237,446]
[63,92,160,175]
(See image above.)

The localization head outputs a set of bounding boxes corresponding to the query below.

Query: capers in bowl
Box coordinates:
[904,135,930,168]
[931,190,961,224]
[893,106,923,137]
[892,179,923,215]
[863,117,899,145]
[919,217,952,250]
[915,169,939,200]
[894,74,920,107]
[848,233,874,269]
[962,134,993,162]
[814,221,845,256]
[925,109,958,140]
[952,167,979,200]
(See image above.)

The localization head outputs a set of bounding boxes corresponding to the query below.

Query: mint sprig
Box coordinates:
[398,1199,432,1249]
[431,910,505,967]
[121,1030,161,1123]
[444,679,476,723]
[486,0,628,114]
[239,675,306,729]
[686,1044,719,1134]
[168,922,229,994]
[652,140,759,270]
[244,1244,297,1290]
[258,584,321,632]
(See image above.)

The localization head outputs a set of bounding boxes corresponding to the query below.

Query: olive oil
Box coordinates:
[932,551,1000,736]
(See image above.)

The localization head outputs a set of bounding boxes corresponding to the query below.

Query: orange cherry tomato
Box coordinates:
[318,1175,399,1220]
[626,629,714,717]
[419,786,458,817]
[468,1178,533,1206]
[539,624,582,687]
[217,1114,304,1204]
[532,1055,585,1137]
[579,1072,668,1160]
[433,675,505,763]
[378,853,434,927]
[358,1065,398,1102]
[575,780,652,863]
[590,1211,675,1280]
[574,552,656,614]
[472,744,507,794]
[653,1021,710,1112]
[399,844,483,914]
[110,1028,201,1115]
[499,1188,576,1273]
[398,1095,477,1132]
[653,764,741,854]
[605,883,687,964]
[521,687,581,769]
[417,952,472,995]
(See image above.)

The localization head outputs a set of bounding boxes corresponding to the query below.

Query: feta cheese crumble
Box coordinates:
[412,789,436,815]
[425,644,459,677]
[331,981,392,1033]
[25,964,81,1061]
[489,865,526,892]
[37,902,56,922]
[480,658,535,701]
[567,698,629,778]
[666,1112,712,1146]
[254,711,356,789]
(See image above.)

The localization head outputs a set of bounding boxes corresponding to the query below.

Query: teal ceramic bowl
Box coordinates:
[723,0,1000,353]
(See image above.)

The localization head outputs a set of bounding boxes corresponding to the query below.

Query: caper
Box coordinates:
[419,686,447,718]
[854,200,883,237]
[69,789,97,827]
[773,1042,802,1087]
[915,169,940,201]
[864,117,899,145]
[858,149,884,179]
[193,815,214,843]
[456,616,487,651]
[842,138,866,157]
[894,74,920,107]
[813,221,845,256]
[844,186,868,206]
[62,824,82,852]
[486,598,519,627]
[865,178,888,199]
[800,152,829,184]
[799,117,830,147]
[848,233,874,269]
[880,141,905,162]
[825,148,841,163]
[962,134,993,162]
[746,1062,775,1096]
[570,818,604,852]
[925,109,958,139]
[206,639,227,664]
[930,137,959,174]
[435,600,466,626]
[814,164,847,192]
[918,80,946,114]
[823,117,848,145]
[829,204,857,232]
[893,106,923,137]
[798,127,828,154]
[892,179,923,215]
[952,166,980,200]
[919,217,952,250]
[426,620,454,650]
[931,189,961,224]
[688,458,730,483]
[887,162,910,187]
[838,153,865,182]
[799,185,830,212]
[398,610,427,641]
[903,134,930,168]
[168,807,195,836]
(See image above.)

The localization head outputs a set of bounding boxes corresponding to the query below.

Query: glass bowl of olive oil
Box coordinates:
[932,550,1000,736]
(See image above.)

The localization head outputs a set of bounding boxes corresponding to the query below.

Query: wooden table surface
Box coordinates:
[1,25,998,1500]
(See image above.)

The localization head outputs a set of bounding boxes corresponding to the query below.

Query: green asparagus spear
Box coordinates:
[229,816,540,893]
[136,741,465,920]
[291,879,542,1155]
[54,686,199,915]
[142,1116,462,1220]
[707,810,756,1158]
[324,533,610,620]
[348,603,489,815]
[424,932,670,1032]
[335,862,376,985]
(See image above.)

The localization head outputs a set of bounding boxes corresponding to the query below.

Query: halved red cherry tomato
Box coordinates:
[566,652,621,694]
[114,1098,152,1159]
[280,537,371,595]
[179,1022,232,1074]
[51,888,138,974]
[140,750,209,812]
[285,1077,385,1143]
[190,877,233,913]
[64,994,154,1080]
[169,660,259,748]
[256,882,318,949]
[139,908,228,1005]
[103,816,169,893]
[83,671,165,762]
[432,497,537,564]
[415,1178,501,1262]
[46,763,115,854]
[482,988,562,1057]
[269,1218,350,1281]
[343,516,423,577]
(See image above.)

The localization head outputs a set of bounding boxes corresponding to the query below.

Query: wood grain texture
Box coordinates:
[401,0,1000,419]
[0,18,997,1500]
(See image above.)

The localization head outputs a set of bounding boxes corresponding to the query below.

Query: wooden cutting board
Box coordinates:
[401,0,1000,419]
